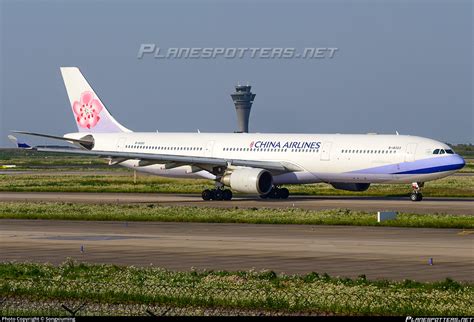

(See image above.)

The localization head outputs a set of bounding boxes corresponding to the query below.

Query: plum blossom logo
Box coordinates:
[73,91,103,129]
[249,141,255,148]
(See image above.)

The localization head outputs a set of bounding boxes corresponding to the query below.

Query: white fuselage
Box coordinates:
[67,132,465,185]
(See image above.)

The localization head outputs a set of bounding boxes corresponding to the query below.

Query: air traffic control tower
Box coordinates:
[231,85,256,133]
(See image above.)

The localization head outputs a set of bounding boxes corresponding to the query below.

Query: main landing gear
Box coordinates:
[260,186,290,200]
[202,188,233,201]
[410,182,424,202]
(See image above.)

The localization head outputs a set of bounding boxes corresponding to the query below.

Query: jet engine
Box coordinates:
[221,168,273,194]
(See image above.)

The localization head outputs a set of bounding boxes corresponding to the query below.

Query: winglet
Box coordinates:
[8,135,31,149]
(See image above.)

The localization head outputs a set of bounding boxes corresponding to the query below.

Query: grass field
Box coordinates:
[1,172,473,197]
[0,261,472,316]
[461,159,474,173]
[0,149,110,169]
[1,202,473,228]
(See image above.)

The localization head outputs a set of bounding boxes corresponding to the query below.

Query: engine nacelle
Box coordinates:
[330,182,370,192]
[221,168,273,194]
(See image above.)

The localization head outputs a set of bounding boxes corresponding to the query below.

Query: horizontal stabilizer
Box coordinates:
[11,131,93,145]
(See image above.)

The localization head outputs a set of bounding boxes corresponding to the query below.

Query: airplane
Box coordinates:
[12,67,465,202]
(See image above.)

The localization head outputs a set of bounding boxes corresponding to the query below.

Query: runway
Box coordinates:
[1,191,473,214]
[1,219,472,281]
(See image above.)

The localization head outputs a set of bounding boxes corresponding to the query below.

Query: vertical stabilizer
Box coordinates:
[60,67,131,133]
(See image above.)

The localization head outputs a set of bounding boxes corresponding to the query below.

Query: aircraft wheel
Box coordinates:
[269,187,280,199]
[202,189,213,201]
[410,192,422,202]
[279,188,290,199]
[223,189,233,201]
[213,189,223,201]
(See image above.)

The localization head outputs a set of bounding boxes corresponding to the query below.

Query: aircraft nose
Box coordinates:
[456,154,466,169]
[450,154,465,170]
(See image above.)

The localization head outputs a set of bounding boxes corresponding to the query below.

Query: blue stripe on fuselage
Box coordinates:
[349,155,465,175]
[393,162,465,174]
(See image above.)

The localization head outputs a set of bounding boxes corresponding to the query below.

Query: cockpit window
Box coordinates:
[445,149,454,154]
[439,149,445,154]
[433,149,440,154]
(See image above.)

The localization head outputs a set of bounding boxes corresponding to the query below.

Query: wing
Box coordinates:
[35,147,303,174]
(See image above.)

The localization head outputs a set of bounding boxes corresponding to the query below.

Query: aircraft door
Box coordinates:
[405,143,417,162]
[205,140,215,157]
[320,142,332,161]
[116,137,127,151]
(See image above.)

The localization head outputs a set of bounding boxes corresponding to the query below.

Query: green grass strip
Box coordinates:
[0,261,472,316]
[0,202,473,228]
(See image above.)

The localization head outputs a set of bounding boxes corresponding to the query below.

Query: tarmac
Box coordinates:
[1,219,472,281]
[0,191,473,214]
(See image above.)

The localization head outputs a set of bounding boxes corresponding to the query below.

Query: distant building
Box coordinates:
[230,85,255,133]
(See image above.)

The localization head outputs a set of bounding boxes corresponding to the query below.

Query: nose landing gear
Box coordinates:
[410,182,424,202]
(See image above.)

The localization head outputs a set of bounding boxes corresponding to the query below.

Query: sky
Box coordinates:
[0,0,472,147]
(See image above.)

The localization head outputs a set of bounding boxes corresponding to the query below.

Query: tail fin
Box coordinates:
[60,67,131,133]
